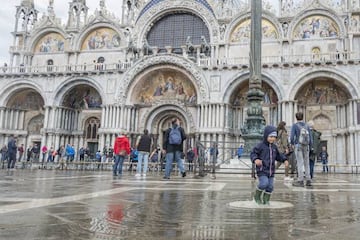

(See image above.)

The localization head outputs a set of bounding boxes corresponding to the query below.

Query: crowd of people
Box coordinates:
[1,113,329,200]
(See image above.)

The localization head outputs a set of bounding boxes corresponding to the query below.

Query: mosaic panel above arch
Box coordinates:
[132,69,197,105]
[293,15,339,39]
[62,85,102,109]
[81,27,122,50]
[230,19,278,43]
[7,89,44,110]
[295,78,350,105]
[35,33,65,53]
[231,81,278,106]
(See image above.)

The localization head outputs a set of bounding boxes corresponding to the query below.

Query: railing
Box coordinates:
[1,51,358,75]
[0,62,133,75]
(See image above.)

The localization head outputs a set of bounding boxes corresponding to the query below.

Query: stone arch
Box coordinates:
[289,69,358,101]
[28,28,67,53]
[117,55,209,104]
[223,71,285,105]
[127,65,198,106]
[226,13,282,43]
[76,24,125,51]
[311,113,333,131]
[139,103,196,147]
[53,77,105,107]
[134,0,220,45]
[289,9,346,41]
[0,81,45,107]
[27,114,44,135]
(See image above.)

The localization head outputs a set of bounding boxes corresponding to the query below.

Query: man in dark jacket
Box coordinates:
[163,118,186,179]
[250,125,287,205]
[7,136,18,169]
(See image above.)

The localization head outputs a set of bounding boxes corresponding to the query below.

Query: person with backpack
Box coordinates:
[290,112,313,187]
[162,117,187,179]
[135,129,152,177]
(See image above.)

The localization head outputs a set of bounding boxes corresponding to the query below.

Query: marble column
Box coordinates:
[0,108,4,129]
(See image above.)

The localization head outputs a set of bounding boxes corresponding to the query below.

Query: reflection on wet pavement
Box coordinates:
[0,170,360,239]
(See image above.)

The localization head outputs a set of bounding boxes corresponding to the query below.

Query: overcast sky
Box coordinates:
[0,0,280,65]
[0,0,122,64]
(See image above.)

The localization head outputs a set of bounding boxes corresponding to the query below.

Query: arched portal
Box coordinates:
[146,107,190,151]
[6,89,45,147]
[61,84,102,109]
[229,80,279,131]
[60,84,103,157]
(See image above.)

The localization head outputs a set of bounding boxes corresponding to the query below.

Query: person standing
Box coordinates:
[135,129,152,177]
[237,144,244,160]
[275,121,292,181]
[7,136,18,169]
[163,118,187,180]
[113,132,130,176]
[41,145,48,168]
[319,146,329,173]
[18,144,24,162]
[308,120,321,179]
[251,125,287,205]
[290,112,313,187]
[186,148,195,172]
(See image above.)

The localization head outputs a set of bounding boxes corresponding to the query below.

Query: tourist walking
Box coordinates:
[163,118,187,180]
[290,112,313,187]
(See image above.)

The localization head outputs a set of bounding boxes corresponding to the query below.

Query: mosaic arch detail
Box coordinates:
[230,19,278,43]
[293,15,339,39]
[231,81,278,106]
[81,27,122,50]
[7,89,44,110]
[35,33,65,53]
[131,69,197,105]
[62,85,102,109]
[295,79,350,105]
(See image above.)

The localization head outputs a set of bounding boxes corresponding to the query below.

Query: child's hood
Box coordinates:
[263,125,277,143]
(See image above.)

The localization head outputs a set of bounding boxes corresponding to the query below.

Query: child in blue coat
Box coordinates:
[250,125,288,205]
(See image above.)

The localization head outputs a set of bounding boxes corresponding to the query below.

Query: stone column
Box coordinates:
[101,106,105,128]
[0,108,4,129]
[14,110,19,130]
[43,107,50,129]
[120,106,124,129]
[349,131,355,165]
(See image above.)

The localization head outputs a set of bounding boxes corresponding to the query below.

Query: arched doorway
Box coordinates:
[294,77,352,163]
[230,80,279,132]
[6,88,45,147]
[149,109,189,151]
[84,117,100,158]
[60,83,103,155]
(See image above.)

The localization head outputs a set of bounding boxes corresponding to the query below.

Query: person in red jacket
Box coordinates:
[113,132,131,176]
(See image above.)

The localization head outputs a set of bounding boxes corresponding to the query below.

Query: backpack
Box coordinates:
[168,126,182,145]
[297,123,310,145]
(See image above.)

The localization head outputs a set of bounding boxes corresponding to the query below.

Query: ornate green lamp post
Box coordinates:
[241,0,266,164]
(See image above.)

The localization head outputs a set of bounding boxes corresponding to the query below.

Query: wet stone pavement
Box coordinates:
[0,170,360,240]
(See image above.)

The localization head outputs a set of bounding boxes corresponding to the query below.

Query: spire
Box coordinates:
[100,0,106,11]
[21,0,34,8]
[48,0,55,17]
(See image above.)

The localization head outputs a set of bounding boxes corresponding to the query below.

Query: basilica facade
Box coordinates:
[0,0,359,165]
